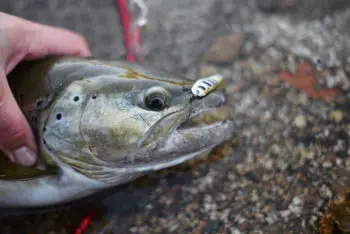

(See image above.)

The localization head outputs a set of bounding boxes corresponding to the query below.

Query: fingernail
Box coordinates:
[11,146,37,166]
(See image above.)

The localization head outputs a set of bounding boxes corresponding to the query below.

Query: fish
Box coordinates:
[0,56,235,208]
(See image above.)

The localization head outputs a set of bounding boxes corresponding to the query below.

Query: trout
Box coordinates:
[0,57,234,208]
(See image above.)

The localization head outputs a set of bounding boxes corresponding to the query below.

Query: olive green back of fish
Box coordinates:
[0,151,57,180]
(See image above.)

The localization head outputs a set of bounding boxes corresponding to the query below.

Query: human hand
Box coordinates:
[0,12,91,166]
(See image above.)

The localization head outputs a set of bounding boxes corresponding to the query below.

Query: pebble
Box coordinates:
[280,210,291,219]
[329,110,343,123]
[293,115,307,128]
[322,161,332,168]
[258,0,279,12]
[292,196,302,205]
[199,63,219,77]
[230,228,244,234]
[203,33,243,64]
[266,213,279,224]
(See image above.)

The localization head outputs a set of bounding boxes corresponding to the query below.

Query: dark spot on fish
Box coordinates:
[56,113,62,120]
[92,95,97,99]
[73,96,80,102]
[43,127,46,132]
[43,139,46,145]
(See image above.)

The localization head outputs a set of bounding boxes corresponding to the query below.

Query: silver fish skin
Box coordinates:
[0,57,235,208]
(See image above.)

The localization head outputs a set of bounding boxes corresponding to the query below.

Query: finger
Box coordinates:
[23,24,91,59]
[0,12,91,73]
[0,69,36,166]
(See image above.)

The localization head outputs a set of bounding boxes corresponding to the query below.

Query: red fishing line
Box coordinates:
[74,1,142,233]
[117,0,135,62]
[74,208,96,234]
[117,0,142,63]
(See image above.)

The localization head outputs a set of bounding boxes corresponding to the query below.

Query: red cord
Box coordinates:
[74,1,142,233]
[74,208,97,234]
[132,27,142,63]
[117,0,138,62]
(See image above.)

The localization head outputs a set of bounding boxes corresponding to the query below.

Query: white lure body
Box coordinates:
[191,74,223,97]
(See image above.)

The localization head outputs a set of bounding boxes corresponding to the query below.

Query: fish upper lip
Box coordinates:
[177,91,230,130]
[177,107,231,130]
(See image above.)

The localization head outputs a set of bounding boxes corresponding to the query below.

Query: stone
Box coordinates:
[199,63,219,77]
[293,115,307,129]
[258,0,279,12]
[330,110,343,123]
[203,33,243,64]
[259,0,297,12]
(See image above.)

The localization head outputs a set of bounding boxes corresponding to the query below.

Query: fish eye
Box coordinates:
[145,87,168,111]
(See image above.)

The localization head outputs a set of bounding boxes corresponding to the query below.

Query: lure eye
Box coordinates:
[145,87,168,111]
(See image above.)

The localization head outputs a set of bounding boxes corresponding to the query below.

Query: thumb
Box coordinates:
[0,69,37,166]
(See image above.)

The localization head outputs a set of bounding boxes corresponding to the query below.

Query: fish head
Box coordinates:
[40,61,235,184]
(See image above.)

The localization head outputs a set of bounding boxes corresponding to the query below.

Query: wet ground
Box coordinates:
[1,0,350,233]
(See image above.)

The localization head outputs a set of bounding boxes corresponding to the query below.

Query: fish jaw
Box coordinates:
[123,90,235,170]
[129,120,234,173]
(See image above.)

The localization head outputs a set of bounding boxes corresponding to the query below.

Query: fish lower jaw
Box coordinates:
[178,106,233,130]
[175,119,235,144]
[160,120,235,159]
[127,120,235,174]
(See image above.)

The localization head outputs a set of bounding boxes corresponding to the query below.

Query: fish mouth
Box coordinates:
[131,91,235,172]
[165,105,235,155]
[174,91,235,149]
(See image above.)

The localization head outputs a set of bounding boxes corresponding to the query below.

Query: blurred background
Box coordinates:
[1,0,350,233]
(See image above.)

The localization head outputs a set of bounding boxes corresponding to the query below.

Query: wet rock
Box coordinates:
[252,47,284,75]
[200,220,222,234]
[203,33,243,64]
[320,189,350,233]
[258,0,279,12]
[199,63,219,77]
[144,0,233,72]
[258,0,297,12]
[324,68,350,91]
[293,115,307,129]
[330,110,344,123]
[243,171,261,183]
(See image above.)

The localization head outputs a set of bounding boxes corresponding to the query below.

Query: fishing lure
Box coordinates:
[191,74,223,97]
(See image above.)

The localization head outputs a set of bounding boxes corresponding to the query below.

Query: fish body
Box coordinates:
[0,57,234,208]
